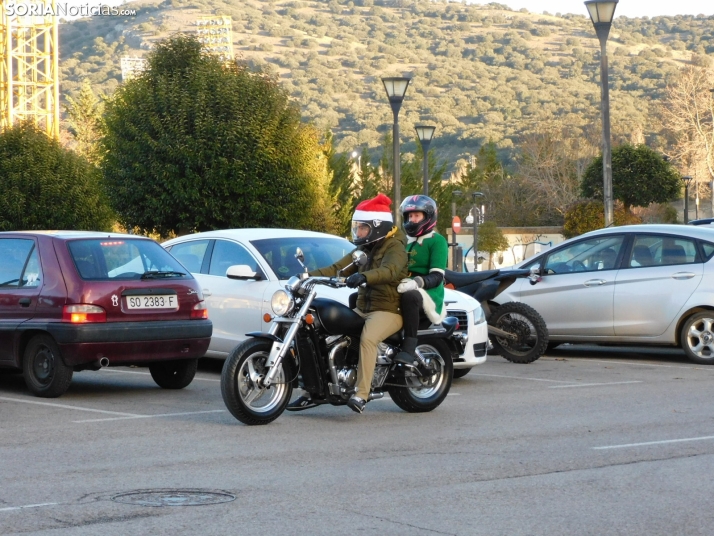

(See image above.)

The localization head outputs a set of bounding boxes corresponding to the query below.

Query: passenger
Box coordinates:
[394,195,449,365]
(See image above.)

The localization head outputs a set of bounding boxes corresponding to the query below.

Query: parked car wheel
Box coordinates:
[23,334,73,398]
[452,367,472,379]
[149,359,198,389]
[681,312,714,365]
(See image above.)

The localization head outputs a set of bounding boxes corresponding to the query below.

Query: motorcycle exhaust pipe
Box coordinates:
[99,357,109,367]
[368,392,384,401]
[328,338,350,390]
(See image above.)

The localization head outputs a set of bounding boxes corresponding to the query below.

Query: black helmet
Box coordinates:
[400,195,437,238]
[352,193,394,246]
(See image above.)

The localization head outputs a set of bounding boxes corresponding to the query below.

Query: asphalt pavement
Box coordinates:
[2,345,714,535]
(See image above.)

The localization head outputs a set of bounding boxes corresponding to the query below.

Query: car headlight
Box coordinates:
[271,289,294,316]
[474,306,486,325]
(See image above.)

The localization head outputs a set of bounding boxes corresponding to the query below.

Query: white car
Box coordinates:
[498,224,714,364]
[162,229,487,376]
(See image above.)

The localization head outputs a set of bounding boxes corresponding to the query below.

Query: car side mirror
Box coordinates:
[226,265,262,281]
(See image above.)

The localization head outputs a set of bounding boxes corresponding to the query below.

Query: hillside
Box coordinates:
[58,0,714,167]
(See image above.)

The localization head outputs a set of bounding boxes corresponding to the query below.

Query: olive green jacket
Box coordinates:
[310,227,408,314]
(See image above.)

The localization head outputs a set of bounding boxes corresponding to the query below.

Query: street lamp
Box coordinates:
[682,175,693,224]
[381,76,411,225]
[585,0,618,227]
[414,125,436,196]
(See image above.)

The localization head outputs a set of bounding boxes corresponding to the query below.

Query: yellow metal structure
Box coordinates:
[0,1,60,138]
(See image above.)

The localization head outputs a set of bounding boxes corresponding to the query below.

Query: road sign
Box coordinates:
[452,216,461,234]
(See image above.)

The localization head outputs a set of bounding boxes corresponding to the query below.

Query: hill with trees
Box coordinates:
[57,0,714,171]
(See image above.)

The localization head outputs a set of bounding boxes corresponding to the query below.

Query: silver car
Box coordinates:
[497,224,714,364]
[162,229,488,374]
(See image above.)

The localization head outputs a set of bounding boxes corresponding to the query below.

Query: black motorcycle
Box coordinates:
[444,267,548,364]
[221,249,456,425]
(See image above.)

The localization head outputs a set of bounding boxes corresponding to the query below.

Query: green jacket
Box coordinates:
[310,227,408,314]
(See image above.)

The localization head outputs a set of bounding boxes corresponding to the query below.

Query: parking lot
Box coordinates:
[3,346,714,535]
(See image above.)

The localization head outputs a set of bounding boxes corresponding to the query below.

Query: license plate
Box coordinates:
[126,295,178,310]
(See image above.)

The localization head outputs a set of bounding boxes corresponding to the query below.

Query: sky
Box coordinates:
[488,1,714,18]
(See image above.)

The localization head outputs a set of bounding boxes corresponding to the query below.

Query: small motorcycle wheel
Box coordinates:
[221,338,293,425]
[389,339,453,413]
[490,302,549,364]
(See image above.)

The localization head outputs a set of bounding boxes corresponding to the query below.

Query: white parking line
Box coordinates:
[593,435,714,450]
[0,502,58,513]
[0,396,141,417]
[73,409,226,423]
[471,373,574,383]
[98,369,220,382]
[549,381,643,389]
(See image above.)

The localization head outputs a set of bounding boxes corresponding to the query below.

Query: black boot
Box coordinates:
[394,337,418,365]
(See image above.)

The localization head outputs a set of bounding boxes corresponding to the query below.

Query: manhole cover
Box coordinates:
[111,489,236,507]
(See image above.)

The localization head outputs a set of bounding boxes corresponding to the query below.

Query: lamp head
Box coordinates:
[381,77,411,103]
[585,0,618,43]
[415,125,436,143]
[472,191,484,200]
[452,190,463,198]
[682,175,694,187]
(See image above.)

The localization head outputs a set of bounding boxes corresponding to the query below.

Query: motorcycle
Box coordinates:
[444,267,548,364]
[221,248,457,425]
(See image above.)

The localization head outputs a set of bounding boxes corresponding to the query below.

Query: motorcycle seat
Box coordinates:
[445,269,500,288]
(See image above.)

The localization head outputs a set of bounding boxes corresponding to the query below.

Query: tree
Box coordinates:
[101,34,336,237]
[0,122,114,231]
[563,200,642,239]
[659,65,714,187]
[323,131,356,237]
[581,144,681,212]
[65,79,104,165]
[476,221,509,269]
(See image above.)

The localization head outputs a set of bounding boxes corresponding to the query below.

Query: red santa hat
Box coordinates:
[353,193,394,223]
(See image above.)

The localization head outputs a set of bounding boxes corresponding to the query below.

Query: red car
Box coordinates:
[0,231,212,397]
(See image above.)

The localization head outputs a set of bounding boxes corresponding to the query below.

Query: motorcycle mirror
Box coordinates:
[352,250,367,267]
[295,248,308,273]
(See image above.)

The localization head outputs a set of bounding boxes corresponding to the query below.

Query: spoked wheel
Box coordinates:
[681,312,714,365]
[221,338,293,425]
[389,339,453,413]
[490,302,548,364]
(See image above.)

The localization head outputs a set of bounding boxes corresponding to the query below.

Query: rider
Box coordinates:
[394,195,449,365]
[287,193,408,414]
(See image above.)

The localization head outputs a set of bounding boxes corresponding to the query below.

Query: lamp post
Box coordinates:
[415,125,436,196]
[585,0,618,227]
[381,76,411,225]
[682,175,693,224]
[451,189,462,270]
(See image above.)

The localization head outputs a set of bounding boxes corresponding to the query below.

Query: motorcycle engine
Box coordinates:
[326,335,360,390]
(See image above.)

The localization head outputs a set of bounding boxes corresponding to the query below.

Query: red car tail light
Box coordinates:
[191,301,208,320]
[62,304,107,323]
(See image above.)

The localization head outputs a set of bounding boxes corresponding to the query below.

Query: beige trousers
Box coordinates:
[354,309,403,401]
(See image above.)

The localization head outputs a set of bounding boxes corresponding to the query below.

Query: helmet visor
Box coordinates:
[351,221,373,243]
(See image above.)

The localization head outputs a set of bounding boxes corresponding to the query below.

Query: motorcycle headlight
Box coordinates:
[271,289,294,316]
[474,306,486,325]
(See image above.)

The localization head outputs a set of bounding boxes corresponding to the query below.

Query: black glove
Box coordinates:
[345,273,367,288]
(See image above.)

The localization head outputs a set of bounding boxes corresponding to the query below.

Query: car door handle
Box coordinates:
[202,289,212,297]
[18,298,31,307]
[584,279,607,287]
[671,272,696,280]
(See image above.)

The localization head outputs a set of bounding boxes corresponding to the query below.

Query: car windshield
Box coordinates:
[68,238,191,280]
[251,236,355,279]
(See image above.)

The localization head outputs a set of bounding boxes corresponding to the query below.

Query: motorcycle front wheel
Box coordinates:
[389,339,453,413]
[489,301,549,364]
[221,338,293,425]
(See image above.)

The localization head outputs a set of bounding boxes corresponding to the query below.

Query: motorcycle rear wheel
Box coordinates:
[221,338,293,425]
[489,302,549,364]
[389,339,453,413]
